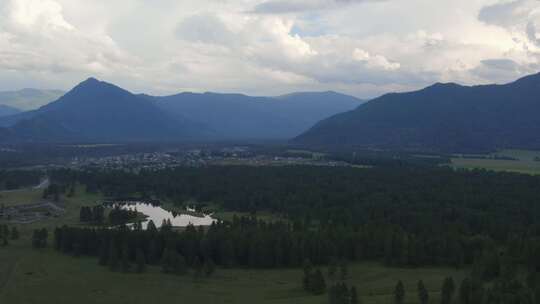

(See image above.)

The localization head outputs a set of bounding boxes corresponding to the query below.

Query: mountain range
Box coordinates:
[295,72,540,152]
[150,91,361,139]
[0,78,363,143]
[0,88,65,111]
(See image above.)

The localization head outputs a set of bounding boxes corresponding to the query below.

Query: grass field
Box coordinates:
[451,149,540,175]
[0,187,466,304]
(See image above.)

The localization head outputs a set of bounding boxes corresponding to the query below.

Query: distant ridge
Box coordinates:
[2,78,205,142]
[0,88,65,110]
[151,90,363,139]
[295,72,540,152]
[0,78,362,143]
[0,104,21,117]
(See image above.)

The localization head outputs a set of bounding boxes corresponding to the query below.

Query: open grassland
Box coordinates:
[0,187,465,304]
[451,149,540,175]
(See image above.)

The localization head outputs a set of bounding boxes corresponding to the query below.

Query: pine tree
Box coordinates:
[108,242,120,272]
[394,280,405,304]
[350,286,360,304]
[311,269,326,295]
[147,220,157,232]
[303,259,314,291]
[193,256,203,279]
[459,277,472,304]
[98,243,109,266]
[135,248,146,273]
[418,280,429,304]
[339,260,348,280]
[10,227,19,240]
[203,258,216,277]
[441,277,455,304]
[328,258,338,281]
[120,244,131,273]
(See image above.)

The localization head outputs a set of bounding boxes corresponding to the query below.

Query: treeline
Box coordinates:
[54,214,492,270]
[0,224,19,246]
[0,170,41,190]
[48,166,540,262]
[79,206,105,224]
[389,272,539,304]
[53,222,219,275]
[80,206,138,226]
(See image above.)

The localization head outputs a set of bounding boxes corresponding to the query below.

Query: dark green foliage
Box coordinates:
[339,260,348,280]
[135,248,146,273]
[394,281,404,304]
[350,286,359,304]
[0,170,41,190]
[51,165,540,270]
[193,256,202,278]
[310,269,326,295]
[327,258,338,281]
[10,226,19,240]
[417,280,429,304]
[32,228,48,249]
[108,242,119,272]
[328,282,349,304]
[121,243,131,273]
[441,277,455,304]
[43,183,63,201]
[161,248,187,275]
[0,224,9,246]
[459,277,472,304]
[108,206,138,225]
[203,258,215,277]
[79,206,105,224]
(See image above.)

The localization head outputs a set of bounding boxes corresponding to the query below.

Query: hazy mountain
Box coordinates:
[151,91,363,139]
[0,88,65,110]
[0,105,21,117]
[5,78,204,142]
[295,72,540,152]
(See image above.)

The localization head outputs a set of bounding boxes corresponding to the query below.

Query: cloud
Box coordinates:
[352,48,400,70]
[1,0,540,100]
[251,0,385,14]
[478,0,530,27]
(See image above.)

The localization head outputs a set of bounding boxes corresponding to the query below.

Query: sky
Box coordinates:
[0,0,539,99]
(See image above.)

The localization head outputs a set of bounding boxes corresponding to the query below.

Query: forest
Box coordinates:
[43,165,540,302]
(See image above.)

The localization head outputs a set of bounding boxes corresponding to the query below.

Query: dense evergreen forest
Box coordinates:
[0,170,41,190]
[48,166,540,266]
[46,165,540,302]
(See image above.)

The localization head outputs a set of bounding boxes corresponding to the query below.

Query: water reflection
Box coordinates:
[114,202,216,229]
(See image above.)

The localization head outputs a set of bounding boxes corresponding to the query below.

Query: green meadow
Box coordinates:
[451,149,540,175]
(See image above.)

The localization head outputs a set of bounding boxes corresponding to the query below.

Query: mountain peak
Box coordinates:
[79,77,101,86]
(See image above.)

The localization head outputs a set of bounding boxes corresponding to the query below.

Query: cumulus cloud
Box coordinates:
[0,0,137,81]
[1,0,540,99]
[251,0,386,14]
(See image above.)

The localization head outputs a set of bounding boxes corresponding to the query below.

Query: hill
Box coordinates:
[0,105,21,117]
[0,89,65,110]
[152,91,362,139]
[295,72,540,152]
[4,78,203,143]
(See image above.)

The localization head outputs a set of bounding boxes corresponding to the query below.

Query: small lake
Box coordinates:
[116,202,217,229]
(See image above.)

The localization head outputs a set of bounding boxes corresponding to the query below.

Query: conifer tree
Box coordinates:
[394,280,405,304]
[204,258,216,277]
[418,280,429,304]
[350,286,359,304]
[135,248,146,273]
[441,277,455,304]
